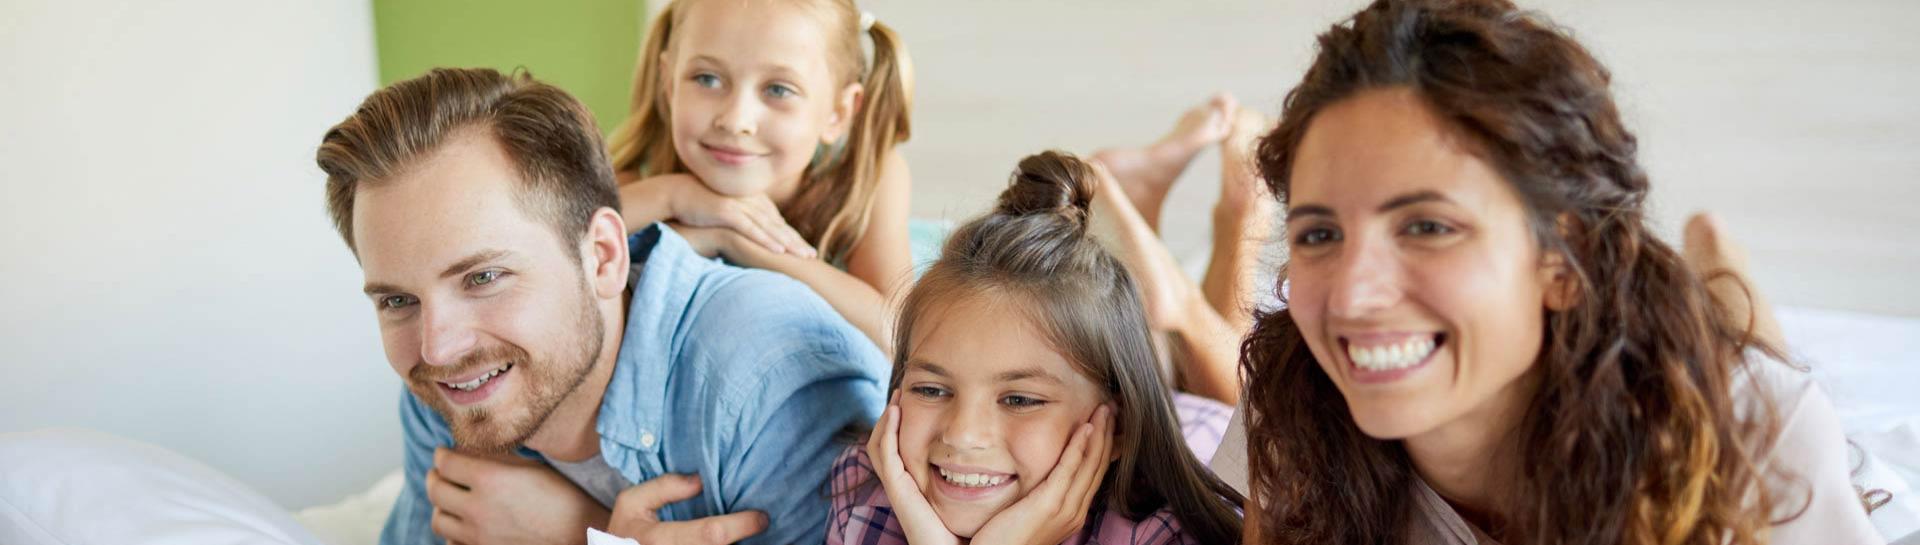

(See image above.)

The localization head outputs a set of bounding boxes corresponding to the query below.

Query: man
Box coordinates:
[316,67,886,545]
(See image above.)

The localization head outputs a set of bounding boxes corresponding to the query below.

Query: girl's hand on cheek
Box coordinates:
[970,404,1114,545]
[866,390,960,545]
[661,173,816,258]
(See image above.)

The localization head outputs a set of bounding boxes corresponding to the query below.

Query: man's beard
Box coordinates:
[405,284,605,454]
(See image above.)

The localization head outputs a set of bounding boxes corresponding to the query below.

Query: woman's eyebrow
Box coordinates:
[1287,190,1453,221]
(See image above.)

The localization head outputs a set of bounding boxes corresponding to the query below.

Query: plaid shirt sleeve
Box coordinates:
[826,445,912,545]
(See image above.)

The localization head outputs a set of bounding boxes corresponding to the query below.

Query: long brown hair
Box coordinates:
[893,151,1244,544]
[1242,1,1792,543]
[606,0,912,261]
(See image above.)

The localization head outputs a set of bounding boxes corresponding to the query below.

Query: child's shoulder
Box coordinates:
[1077,506,1197,545]
[828,445,905,545]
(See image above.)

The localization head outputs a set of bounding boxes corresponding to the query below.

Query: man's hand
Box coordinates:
[425,448,612,545]
[607,474,768,545]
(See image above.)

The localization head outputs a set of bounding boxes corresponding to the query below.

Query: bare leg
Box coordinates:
[1200,108,1276,334]
[1091,93,1237,230]
[1088,161,1241,405]
[1683,212,1788,348]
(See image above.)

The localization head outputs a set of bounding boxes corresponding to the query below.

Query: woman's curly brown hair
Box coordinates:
[1240,0,1800,543]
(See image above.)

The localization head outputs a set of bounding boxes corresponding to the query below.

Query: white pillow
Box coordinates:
[0,428,326,545]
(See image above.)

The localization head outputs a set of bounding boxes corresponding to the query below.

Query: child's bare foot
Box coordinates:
[1216,107,1274,223]
[1683,212,1787,348]
[1087,161,1201,332]
[1092,93,1237,230]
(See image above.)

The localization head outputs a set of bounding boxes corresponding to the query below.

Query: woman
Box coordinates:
[1236,0,1882,543]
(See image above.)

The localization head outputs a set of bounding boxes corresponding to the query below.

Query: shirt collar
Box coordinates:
[596,223,712,453]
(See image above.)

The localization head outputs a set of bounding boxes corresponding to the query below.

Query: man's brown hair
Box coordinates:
[317,67,619,255]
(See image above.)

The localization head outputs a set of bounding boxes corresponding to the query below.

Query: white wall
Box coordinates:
[0,1,394,509]
[874,0,1920,317]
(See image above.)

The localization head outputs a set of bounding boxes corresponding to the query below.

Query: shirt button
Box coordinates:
[639,431,656,448]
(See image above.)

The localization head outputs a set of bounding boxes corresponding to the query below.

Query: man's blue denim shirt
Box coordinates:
[382,223,888,545]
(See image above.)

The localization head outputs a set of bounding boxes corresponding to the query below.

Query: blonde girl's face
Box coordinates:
[663,0,858,200]
[895,294,1108,538]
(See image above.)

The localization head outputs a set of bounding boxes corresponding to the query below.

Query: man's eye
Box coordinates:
[468,270,499,287]
[909,385,948,399]
[381,295,414,310]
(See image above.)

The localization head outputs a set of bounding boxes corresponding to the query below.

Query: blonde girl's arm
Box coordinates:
[840,150,915,317]
[674,152,915,354]
[617,171,816,257]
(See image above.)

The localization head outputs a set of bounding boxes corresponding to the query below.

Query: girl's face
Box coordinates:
[896,293,1109,538]
[663,0,858,200]
[1283,88,1571,443]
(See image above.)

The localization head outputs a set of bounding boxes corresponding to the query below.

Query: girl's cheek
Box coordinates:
[1007,417,1075,480]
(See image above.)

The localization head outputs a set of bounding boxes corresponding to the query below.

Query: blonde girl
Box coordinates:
[607,0,913,351]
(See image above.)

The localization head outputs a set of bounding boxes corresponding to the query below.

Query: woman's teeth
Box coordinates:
[938,467,1008,488]
[1348,337,1436,371]
[443,363,513,391]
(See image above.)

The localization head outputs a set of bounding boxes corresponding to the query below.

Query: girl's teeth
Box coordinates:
[1347,337,1436,371]
[937,467,1007,488]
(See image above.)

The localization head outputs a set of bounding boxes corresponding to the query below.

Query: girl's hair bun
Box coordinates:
[995,150,1097,230]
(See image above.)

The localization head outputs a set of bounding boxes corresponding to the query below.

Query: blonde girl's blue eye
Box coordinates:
[764,83,796,99]
[692,73,721,89]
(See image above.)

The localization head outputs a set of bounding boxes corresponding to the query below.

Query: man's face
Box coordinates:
[353,129,606,453]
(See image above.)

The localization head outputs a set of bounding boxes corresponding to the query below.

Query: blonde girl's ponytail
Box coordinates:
[785,15,914,261]
[607,3,684,179]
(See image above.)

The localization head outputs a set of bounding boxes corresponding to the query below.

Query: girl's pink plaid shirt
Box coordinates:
[823,447,1198,545]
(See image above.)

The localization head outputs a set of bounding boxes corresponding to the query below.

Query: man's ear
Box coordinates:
[823,82,864,145]
[583,207,630,300]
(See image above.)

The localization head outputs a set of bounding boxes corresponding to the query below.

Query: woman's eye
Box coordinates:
[1295,227,1339,246]
[380,295,414,310]
[1403,220,1455,236]
[692,73,721,89]
[467,270,500,287]
[764,83,796,99]
[1000,395,1047,409]
[909,385,948,399]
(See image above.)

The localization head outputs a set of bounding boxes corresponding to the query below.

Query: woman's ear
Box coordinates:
[1541,252,1580,311]
[823,82,865,145]
[1541,214,1581,311]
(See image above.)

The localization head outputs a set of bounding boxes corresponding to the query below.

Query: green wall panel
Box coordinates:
[372,0,645,134]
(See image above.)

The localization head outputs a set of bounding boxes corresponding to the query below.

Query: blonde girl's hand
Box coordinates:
[657,173,816,258]
[969,404,1114,545]
[865,390,960,545]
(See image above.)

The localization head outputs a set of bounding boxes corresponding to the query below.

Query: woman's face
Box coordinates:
[895,293,1108,537]
[1282,87,1569,442]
